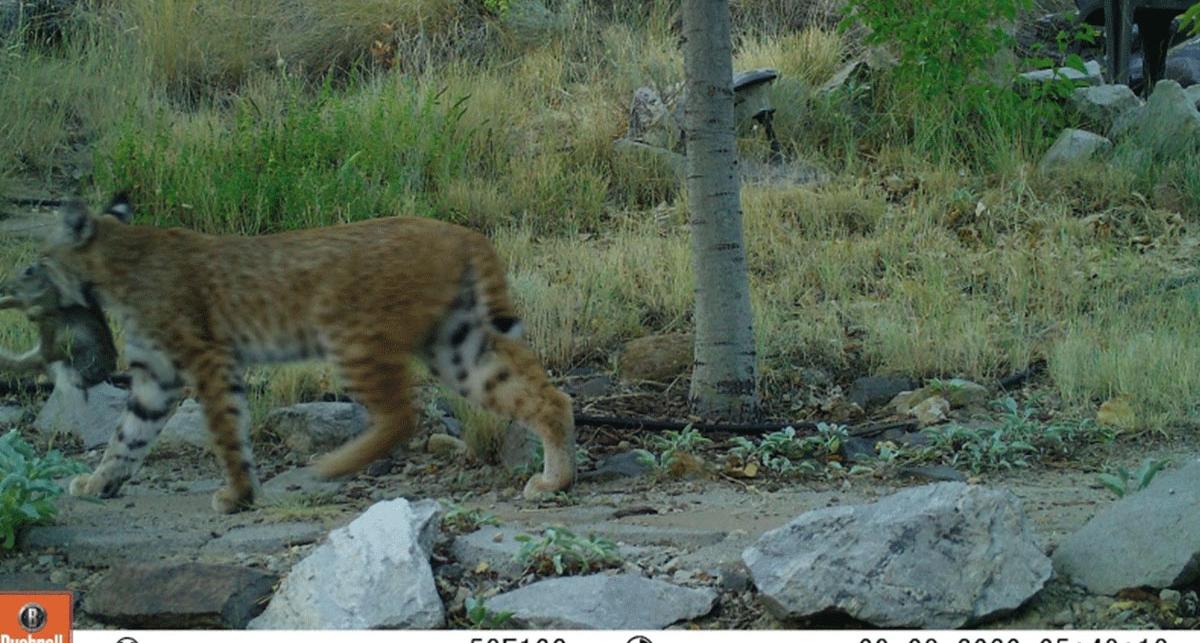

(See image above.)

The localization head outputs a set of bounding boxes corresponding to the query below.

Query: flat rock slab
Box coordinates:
[450,525,527,577]
[488,573,717,629]
[743,482,1051,628]
[1053,459,1200,595]
[21,526,211,565]
[202,522,327,556]
[85,563,277,629]
[586,522,727,548]
[261,467,345,503]
[249,498,443,629]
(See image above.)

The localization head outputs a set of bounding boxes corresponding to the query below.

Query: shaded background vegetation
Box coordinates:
[2,0,1200,435]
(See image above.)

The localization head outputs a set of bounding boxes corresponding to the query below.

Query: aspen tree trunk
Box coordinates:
[682,0,758,421]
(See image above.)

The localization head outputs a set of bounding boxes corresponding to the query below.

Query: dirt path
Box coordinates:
[3,433,1194,630]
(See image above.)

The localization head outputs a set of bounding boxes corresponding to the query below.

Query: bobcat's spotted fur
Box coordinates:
[42,195,575,513]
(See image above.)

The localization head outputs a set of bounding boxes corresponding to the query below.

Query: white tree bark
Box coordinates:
[682,0,758,421]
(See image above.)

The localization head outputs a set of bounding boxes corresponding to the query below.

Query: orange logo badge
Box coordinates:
[0,592,71,643]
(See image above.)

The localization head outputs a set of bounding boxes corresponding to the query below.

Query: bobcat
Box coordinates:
[41,195,576,513]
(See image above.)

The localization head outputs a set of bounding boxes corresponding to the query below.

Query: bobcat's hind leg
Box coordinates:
[431,329,575,499]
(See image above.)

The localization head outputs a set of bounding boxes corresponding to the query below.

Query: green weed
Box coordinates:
[0,430,89,550]
[464,596,514,629]
[1098,458,1167,498]
[514,526,621,576]
[635,425,713,475]
[441,500,500,535]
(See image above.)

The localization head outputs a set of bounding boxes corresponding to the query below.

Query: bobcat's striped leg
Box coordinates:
[429,321,575,499]
[189,351,257,514]
[69,344,182,499]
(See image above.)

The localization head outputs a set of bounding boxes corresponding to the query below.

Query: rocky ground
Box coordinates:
[2,370,1199,630]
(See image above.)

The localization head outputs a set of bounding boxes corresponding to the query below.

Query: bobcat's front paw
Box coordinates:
[522,472,571,500]
[211,485,255,514]
[69,473,120,498]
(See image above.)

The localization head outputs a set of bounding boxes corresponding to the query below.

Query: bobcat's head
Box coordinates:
[40,193,134,310]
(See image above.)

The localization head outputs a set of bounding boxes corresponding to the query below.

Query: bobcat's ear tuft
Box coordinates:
[60,200,96,247]
[104,192,133,223]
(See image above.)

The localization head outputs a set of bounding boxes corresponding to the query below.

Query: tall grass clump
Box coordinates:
[95,75,472,234]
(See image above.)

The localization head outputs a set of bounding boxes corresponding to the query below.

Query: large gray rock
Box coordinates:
[34,381,125,449]
[159,399,209,449]
[487,573,717,629]
[1053,459,1200,595]
[1113,80,1200,157]
[1038,128,1112,172]
[249,498,444,629]
[85,563,276,629]
[1071,85,1142,133]
[262,402,369,457]
[743,482,1051,628]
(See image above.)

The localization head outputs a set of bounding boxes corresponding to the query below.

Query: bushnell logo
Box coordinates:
[17,605,45,634]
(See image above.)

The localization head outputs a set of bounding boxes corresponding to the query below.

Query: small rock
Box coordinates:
[565,375,613,399]
[897,464,966,482]
[437,414,464,438]
[890,388,934,415]
[249,498,443,629]
[427,433,467,457]
[262,402,369,458]
[1049,608,1074,626]
[0,404,24,425]
[449,525,527,577]
[910,396,950,427]
[580,451,654,482]
[1053,459,1200,594]
[584,523,726,548]
[743,482,1051,628]
[841,436,877,463]
[499,421,537,472]
[85,563,277,629]
[363,458,392,477]
[1018,59,1102,85]
[487,573,717,629]
[1160,588,1182,608]
[159,399,209,449]
[617,334,693,383]
[34,381,126,449]
[1071,84,1142,133]
[1038,128,1112,172]
[716,561,751,593]
[939,378,990,409]
[847,375,918,411]
[201,523,326,556]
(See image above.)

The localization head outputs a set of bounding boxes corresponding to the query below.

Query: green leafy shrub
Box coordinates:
[514,526,620,575]
[922,398,1114,474]
[729,423,848,476]
[635,425,713,475]
[0,430,89,550]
